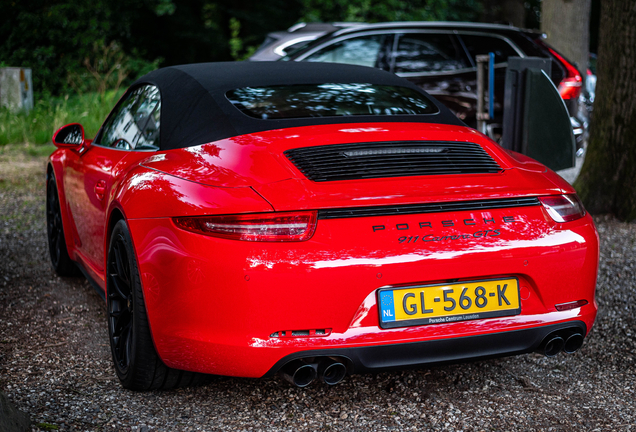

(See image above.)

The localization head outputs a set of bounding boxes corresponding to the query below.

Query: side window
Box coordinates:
[459,35,520,65]
[304,35,390,69]
[393,33,470,74]
[97,85,161,150]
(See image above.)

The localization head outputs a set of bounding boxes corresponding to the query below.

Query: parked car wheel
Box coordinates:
[107,219,205,390]
[46,170,79,276]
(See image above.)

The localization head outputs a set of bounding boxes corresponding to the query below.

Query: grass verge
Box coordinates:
[0,90,125,146]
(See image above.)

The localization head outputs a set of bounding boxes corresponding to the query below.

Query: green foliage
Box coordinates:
[0,0,163,95]
[0,91,125,146]
[0,0,308,96]
[229,17,244,60]
[229,18,258,61]
[154,0,177,16]
[35,423,60,431]
[300,0,482,23]
[68,42,161,95]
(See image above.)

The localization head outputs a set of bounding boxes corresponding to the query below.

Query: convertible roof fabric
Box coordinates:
[132,62,465,151]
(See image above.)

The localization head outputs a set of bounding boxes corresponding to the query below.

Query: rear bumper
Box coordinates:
[263,320,587,377]
[126,208,598,378]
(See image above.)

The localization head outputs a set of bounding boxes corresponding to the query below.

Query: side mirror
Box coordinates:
[52,123,85,148]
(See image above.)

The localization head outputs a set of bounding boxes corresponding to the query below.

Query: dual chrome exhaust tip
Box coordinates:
[539,329,585,357]
[280,357,348,387]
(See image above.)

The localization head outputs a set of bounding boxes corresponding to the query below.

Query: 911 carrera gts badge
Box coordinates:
[398,229,501,243]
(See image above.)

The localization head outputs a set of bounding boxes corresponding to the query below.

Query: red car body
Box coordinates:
[47,62,598,387]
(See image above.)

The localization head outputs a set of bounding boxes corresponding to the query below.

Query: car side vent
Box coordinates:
[284,141,502,182]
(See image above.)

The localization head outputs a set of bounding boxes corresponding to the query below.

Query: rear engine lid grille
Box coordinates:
[318,197,540,220]
[284,141,502,182]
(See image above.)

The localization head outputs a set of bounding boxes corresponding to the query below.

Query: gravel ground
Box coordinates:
[1,145,635,432]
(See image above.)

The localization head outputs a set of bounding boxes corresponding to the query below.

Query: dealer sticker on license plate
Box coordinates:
[377,278,520,329]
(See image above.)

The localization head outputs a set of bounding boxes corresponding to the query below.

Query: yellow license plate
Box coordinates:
[378,278,520,329]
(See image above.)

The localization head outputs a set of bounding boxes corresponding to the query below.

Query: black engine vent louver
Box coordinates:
[284,141,502,182]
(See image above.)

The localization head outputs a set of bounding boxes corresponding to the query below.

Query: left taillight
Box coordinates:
[539,194,586,223]
[173,211,317,242]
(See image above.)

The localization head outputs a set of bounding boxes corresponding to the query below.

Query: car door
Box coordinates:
[63,85,161,278]
[389,31,474,121]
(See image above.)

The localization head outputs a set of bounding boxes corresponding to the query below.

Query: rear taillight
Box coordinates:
[539,42,583,100]
[173,211,317,242]
[539,194,586,223]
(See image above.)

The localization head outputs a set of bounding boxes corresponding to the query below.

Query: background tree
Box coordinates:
[574,0,636,221]
[0,0,305,94]
[300,0,481,23]
[479,0,525,27]
[541,0,591,79]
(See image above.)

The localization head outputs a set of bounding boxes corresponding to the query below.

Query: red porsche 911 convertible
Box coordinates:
[47,62,598,391]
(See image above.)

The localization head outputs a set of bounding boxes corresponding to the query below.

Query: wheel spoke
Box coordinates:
[111,308,131,335]
[50,225,58,247]
[54,232,62,265]
[113,241,130,285]
[109,272,129,301]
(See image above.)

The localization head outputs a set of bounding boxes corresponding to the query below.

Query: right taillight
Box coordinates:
[535,39,583,100]
[539,194,586,223]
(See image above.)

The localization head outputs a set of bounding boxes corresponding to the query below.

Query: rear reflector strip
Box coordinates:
[317,197,541,220]
[555,300,588,311]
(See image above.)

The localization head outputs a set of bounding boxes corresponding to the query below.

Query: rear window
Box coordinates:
[226,83,439,119]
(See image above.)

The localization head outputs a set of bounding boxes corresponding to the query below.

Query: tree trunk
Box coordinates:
[480,0,526,27]
[501,0,526,27]
[573,0,636,221]
[541,0,591,78]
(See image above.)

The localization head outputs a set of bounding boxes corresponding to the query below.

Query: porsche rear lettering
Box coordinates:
[373,216,517,233]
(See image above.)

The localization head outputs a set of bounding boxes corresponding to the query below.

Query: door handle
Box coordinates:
[94,180,106,201]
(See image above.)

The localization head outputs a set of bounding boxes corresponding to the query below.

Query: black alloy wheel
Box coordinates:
[107,220,206,391]
[46,170,78,276]
[107,229,135,374]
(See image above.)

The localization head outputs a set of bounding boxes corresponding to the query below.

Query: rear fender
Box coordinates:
[112,166,275,220]
[107,165,275,281]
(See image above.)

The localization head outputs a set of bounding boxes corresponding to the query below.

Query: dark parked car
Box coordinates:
[272,22,585,144]
[250,22,366,61]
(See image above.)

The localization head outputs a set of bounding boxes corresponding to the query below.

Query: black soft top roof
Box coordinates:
[132,62,464,151]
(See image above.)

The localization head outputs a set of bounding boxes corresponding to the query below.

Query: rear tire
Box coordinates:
[107,219,207,390]
[46,170,79,276]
